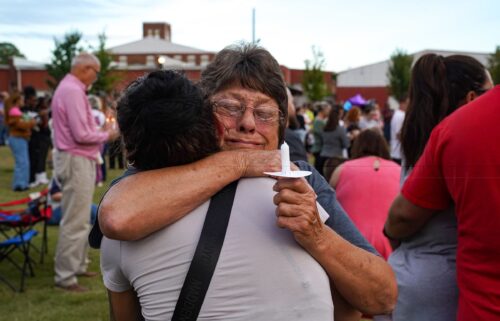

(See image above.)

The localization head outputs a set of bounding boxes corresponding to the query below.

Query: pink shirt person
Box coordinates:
[333,156,400,259]
[51,74,109,160]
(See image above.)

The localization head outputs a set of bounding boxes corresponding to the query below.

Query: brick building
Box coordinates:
[109,22,216,69]
[0,22,336,102]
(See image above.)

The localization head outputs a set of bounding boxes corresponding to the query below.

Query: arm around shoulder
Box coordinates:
[99,151,247,240]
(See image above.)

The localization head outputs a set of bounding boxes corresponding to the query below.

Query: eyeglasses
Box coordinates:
[212,98,283,124]
[88,66,100,77]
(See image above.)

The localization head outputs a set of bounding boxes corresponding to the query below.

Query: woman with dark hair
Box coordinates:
[386,54,493,321]
[319,104,350,177]
[310,102,331,175]
[329,128,401,259]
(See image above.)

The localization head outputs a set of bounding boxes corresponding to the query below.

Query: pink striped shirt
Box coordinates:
[51,74,109,160]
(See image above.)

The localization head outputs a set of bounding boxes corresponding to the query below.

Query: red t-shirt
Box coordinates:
[402,86,500,321]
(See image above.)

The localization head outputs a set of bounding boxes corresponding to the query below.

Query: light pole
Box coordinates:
[157,55,166,69]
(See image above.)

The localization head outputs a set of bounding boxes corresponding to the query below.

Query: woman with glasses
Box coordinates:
[385,54,493,321]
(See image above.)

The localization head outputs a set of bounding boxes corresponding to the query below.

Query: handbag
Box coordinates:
[171,180,238,321]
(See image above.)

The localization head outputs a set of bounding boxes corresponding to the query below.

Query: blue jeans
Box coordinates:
[8,136,30,190]
[0,122,7,145]
[48,204,98,225]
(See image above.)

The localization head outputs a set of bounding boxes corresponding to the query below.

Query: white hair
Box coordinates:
[71,52,100,68]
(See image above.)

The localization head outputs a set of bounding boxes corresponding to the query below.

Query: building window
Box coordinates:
[147,29,153,37]
[173,55,182,61]
[187,55,196,65]
[146,55,155,66]
[200,55,209,67]
[119,56,127,66]
[154,29,160,38]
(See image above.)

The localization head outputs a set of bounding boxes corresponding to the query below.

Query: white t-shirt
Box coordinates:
[390,109,406,159]
[101,177,333,321]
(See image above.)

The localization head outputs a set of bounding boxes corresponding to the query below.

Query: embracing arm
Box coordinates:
[332,281,362,321]
[108,289,144,321]
[384,193,435,240]
[100,150,281,240]
[100,151,243,240]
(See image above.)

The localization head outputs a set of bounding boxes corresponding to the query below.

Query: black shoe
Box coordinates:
[13,186,29,192]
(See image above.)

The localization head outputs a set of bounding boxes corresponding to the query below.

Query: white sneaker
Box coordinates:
[36,172,49,185]
[29,181,39,189]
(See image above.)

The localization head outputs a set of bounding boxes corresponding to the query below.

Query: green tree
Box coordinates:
[302,46,328,102]
[0,42,25,65]
[387,49,413,101]
[46,31,83,89]
[90,32,121,95]
[488,45,500,85]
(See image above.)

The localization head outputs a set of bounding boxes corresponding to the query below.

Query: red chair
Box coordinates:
[0,189,51,264]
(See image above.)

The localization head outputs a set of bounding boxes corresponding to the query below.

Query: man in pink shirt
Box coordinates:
[51,52,118,292]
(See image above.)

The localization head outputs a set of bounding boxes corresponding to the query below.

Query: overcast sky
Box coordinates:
[1,0,499,71]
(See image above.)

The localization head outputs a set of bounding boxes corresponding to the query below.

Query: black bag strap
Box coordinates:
[171,180,238,321]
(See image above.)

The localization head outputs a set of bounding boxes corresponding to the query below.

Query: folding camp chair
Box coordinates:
[0,214,38,292]
[0,189,50,264]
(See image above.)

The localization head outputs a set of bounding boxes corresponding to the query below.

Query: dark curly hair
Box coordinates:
[200,42,288,145]
[117,70,219,171]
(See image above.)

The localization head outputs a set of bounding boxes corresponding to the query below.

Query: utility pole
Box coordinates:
[252,8,256,43]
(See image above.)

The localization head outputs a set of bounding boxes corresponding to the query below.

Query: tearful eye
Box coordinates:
[255,109,276,120]
[222,104,242,114]
[254,107,280,122]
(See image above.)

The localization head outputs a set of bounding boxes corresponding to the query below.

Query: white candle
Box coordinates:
[281,142,290,173]
[263,141,311,178]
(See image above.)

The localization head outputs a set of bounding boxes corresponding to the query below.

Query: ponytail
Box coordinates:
[400,54,486,169]
[401,54,450,168]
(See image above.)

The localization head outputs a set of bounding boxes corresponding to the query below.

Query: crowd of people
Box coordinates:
[0,82,125,193]
[0,43,498,321]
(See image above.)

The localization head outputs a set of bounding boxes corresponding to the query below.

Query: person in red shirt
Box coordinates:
[385,84,500,321]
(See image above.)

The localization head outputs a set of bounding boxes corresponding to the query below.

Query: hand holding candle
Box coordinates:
[264,142,311,178]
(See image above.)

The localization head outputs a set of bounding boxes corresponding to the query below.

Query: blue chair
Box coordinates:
[0,214,39,292]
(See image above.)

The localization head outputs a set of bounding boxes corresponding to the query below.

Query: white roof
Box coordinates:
[13,57,46,70]
[109,37,210,55]
[337,60,390,87]
[337,49,491,87]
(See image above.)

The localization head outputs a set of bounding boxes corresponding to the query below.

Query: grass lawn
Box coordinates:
[0,145,124,320]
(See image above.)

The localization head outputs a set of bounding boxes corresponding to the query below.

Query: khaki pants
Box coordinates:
[53,151,96,286]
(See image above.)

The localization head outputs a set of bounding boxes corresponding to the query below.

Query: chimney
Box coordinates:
[143,22,171,41]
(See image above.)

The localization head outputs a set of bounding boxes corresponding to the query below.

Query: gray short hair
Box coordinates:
[71,52,100,68]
